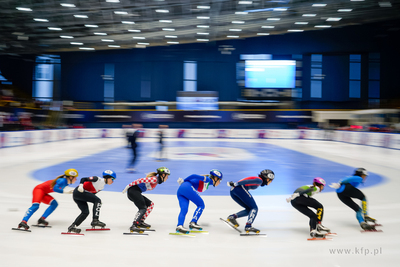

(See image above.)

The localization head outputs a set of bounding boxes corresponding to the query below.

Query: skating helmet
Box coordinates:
[259,169,275,186]
[354,168,368,177]
[157,167,171,175]
[102,170,116,180]
[210,169,223,180]
[65,169,78,177]
[313,177,326,186]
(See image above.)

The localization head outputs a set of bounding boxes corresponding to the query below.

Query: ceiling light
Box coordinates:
[60,3,76,7]
[16,7,32,11]
[79,47,95,50]
[122,21,135,24]
[197,33,209,35]
[197,39,209,41]
[338,9,352,12]
[295,22,308,24]
[165,35,178,38]
[133,37,146,39]
[350,0,365,1]
[235,12,248,15]
[34,18,49,22]
[238,1,252,4]
[138,42,149,45]
[229,29,242,31]
[48,27,62,31]
[257,33,270,35]
[60,36,74,38]
[74,15,88,18]
[128,29,141,32]
[167,41,179,44]
[267,18,280,21]
[197,6,210,9]
[288,29,304,32]
[315,25,332,28]
[70,42,83,45]
[85,25,98,27]
[106,0,120,2]
[326,18,342,21]
[159,20,172,23]
[232,21,245,24]
[114,11,128,15]
[312,4,327,7]
[303,14,317,17]
[101,39,114,42]
[197,25,210,28]
[261,26,275,28]
[379,2,392,7]
[108,45,120,48]
[197,16,210,19]
[227,35,239,38]
[162,28,175,31]
[273,8,288,11]
[94,33,107,35]
[156,9,169,13]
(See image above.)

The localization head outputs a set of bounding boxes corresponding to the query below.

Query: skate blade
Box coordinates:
[325,232,337,236]
[61,232,84,236]
[123,232,148,236]
[190,230,209,234]
[12,227,31,232]
[360,229,383,233]
[240,233,267,237]
[86,228,110,231]
[169,232,196,237]
[220,218,242,233]
[307,237,332,241]
[32,224,52,228]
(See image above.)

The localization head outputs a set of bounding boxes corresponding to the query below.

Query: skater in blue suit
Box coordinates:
[175,169,223,234]
[225,169,275,234]
[329,167,377,230]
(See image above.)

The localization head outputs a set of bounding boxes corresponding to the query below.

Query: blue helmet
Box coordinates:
[210,169,223,180]
[102,170,116,180]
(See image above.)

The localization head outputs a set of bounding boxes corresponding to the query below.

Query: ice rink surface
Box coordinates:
[1,137,399,267]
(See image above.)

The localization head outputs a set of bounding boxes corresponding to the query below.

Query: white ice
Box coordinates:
[1,138,399,267]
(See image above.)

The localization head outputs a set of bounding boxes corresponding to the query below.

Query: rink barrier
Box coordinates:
[0,128,399,150]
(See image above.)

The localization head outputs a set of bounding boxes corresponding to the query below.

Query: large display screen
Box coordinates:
[245,60,296,88]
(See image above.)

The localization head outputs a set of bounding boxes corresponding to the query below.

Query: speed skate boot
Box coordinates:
[68,224,81,234]
[18,221,29,230]
[227,215,239,228]
[364,215,377,223]
[316,223,330,233]
[137,221,151,229]
[176,225,190,234]
[38,217,49,226]
[244,225,260,234]
[91,219,106,228]
[129,221,143,233]
[189,222,203,231]
[310,229,325,238]
[360,222,375,231]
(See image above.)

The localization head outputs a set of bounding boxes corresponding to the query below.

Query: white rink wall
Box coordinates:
[1,128,400,149]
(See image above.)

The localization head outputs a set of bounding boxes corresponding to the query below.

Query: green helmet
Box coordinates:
[157,167,171,175]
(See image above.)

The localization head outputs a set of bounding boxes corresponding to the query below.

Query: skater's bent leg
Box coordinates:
[22,203,40,222]
[41,199,58,219]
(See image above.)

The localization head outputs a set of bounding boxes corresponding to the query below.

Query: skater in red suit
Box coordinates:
[17,169,78,230]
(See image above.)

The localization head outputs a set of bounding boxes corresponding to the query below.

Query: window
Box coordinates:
[183,61,197,91]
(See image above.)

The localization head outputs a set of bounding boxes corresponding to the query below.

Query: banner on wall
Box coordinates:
[65,110,313,123]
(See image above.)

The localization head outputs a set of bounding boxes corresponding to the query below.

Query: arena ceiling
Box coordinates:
[0,0,400,55]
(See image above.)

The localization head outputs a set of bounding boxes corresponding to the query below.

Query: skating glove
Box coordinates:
[329,183,341,189]
[227,181,237,188]
[77,184,84,193]
[177,177,184,185]
[122,185,130,194]
[63,187,74,194]
[286,192,300,203]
